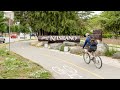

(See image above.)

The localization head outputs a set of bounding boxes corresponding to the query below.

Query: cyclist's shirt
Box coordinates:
[83,36,98,50]
[83,36,91,49]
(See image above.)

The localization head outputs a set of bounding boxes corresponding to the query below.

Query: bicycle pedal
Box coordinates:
[93,60,96,63]
[90,57,94,60]
[92,59,96,63]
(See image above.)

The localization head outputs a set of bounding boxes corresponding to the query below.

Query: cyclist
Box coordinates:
[82,33,98,60]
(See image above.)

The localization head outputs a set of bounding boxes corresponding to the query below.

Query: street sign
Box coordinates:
[93,29,102,34]
[90,34,102,41]
[91,29,102,41]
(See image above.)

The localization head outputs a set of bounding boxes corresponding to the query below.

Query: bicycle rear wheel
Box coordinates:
[83,53,91,64]
[94,56,102,69]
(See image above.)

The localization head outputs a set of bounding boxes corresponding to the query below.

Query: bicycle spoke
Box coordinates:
[94,56,102,69]
[83,53,90,64]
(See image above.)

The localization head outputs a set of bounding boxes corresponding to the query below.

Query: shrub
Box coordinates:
[104,47,118,57]
[103,34,113,38]
[59,44,65,51]
[59,44,70,52]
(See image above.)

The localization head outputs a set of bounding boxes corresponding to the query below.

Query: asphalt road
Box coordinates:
[8,41,120,79]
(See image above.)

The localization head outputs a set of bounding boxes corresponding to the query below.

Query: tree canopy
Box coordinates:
[99,11,120,38]
[14,11,88,36]
[13,11,120,39]
[0,11,8,35]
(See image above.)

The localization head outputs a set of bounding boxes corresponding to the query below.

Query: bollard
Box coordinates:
[64,46,68,52]
[44,44,48,48]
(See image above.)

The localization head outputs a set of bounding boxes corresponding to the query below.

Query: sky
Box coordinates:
[92,11,102,15]
[4,11,103,14]
[4,11,13,12]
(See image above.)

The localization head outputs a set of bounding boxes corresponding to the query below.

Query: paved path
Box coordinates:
[9,41,120,79]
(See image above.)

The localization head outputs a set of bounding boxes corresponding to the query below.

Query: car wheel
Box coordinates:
[3,39,5,43]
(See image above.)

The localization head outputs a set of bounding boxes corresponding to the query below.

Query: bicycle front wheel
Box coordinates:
[94,56,102,69]
[83,53,91,64]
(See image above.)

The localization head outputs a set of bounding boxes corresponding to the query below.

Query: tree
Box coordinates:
[100,11,120,39]
[10,25,20,33]
[14,11,87,36]
[78,11,95,34]
[0,11,7,35]
[19,23,30,39]
[86,15,103,32]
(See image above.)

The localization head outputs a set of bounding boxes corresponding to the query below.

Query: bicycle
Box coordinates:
[83,49,102,69]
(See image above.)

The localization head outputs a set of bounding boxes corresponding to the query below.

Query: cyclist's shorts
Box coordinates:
[88,47,97,52]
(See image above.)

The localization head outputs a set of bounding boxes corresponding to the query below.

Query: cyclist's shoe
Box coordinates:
[90,57,96,62]
[90,57,94,60]
[92,57,96,63]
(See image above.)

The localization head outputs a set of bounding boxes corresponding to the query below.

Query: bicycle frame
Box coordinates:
[84,49,96,58]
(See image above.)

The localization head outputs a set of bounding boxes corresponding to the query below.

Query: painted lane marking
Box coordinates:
[52,66,66,75]
[52,65,83,79]
[39,53,104,79]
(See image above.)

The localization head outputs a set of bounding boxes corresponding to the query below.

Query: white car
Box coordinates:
[19,33,27,39]
[0,35,5,43]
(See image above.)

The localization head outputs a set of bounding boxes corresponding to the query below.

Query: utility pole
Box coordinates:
[8,16,11,52]
[4,11,14,52]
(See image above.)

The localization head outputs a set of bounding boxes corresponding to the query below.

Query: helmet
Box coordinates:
[85,33,90,37]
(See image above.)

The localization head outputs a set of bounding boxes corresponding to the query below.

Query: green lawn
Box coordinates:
[0,44,52,79]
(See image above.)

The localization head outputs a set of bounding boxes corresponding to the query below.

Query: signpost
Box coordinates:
[90,29,102,41]
[8,18,11,52]
[4,11,14,52]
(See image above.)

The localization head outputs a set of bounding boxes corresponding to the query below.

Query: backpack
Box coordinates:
[89,39,97,51]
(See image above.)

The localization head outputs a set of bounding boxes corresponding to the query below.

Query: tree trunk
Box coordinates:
[1,31,3,36]
[38,29,40,36]
[41,29,43,36]
[24,33,25,39]
[44,31,47,35]
[114,32,118,39]
[38,30,39,36]
[115,35,118,39]
[43,30,44,35]
[44,30,46,35]
[39,29,42,36]
[39,29,41,36]
[5,33,6,37]
[36,32,38,37]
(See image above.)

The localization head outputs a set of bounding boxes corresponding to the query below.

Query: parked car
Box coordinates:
[30,33,36,37]
[11,34,18,38]
[0,35,5,43]
[20,33,27,39]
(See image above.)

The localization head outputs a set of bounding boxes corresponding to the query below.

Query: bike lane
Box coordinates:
[9,41,120,79]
